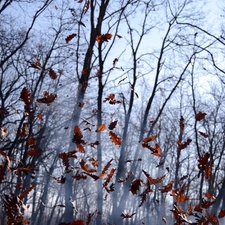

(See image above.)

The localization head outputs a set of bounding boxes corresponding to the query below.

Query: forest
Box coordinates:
[1,0,225,224]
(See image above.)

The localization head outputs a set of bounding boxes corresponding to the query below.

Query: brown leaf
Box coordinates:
[96,124,106,132]
[99,159,113,178]
[218,209,225,218]
[29,59,42,70]
[49,68,58,79]
[108,120,118,130]
[104,93,121,104]
[130,179,141,195]
[180,116,184,131]
[96,33,113,43]
[142,170,165,185]
[142,135,157,143]
[195,112,207,121]
[177,138,192,151]
[19,183,36,200]
[109,131,122,145]
[84,0,90,14]
[27,137,36,146]
[205,192,215,199]
[37,91,57,106]
[121,212,136,219]
[37,113,43,120]
[113,58,118,66]
[159,180,174,193]
[65,33,77,43]
[199,131,209,138]
[27,147,42,156]
[116,34,123,38]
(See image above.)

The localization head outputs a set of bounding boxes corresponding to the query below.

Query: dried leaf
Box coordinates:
[142,135,157,143]
[177,138,192,151]
[218,209,225,218]
[27,147,42,156]
[180,116,184,131]
[84,0,90,14]
[52,175,66,184]
[130,179,141,195]
[37,91,57,106]
[113,58,118,66]
[159,180,174,193]
[108,120,118,130]
[27,137,36,146]
[116,34,123,38]
[19,183,36,200]
[96,33,113,43]
[121,212,136,219]
[65,33,77,43]
[195,112,207,121]
[199,131,209,138]
[109,131,122,145]
[96,124,106,132]
[142,170,165,185]
[104,93,121,104]
[49,68,58,79]
[99,159,113,178]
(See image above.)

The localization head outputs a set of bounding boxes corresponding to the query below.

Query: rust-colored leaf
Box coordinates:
[130,179,141,195]
[27,137,36,146]
[104,93,121,104]
[142,170,165,185]
[103,168,116,187]
[68,220,84,225]
[121,212,136,219]
[99,159,113,178]
[27,147,42,156]
[37,113,43,120]
[142,135,157,143]
[84,0,90,14]
[108,120,118,130]
[80,159,96,173]
[19,183,36,200]
[65,33,77,43]
[195,112,207,121]
[20,87,31,105]
[218,209,225,218]
[49,68,58,79]
[180,116,184,131]
[37,91,57,106]
[205,192,215,199]
[96,124,106,132]
[159,180,174,193]
[199,131,209,138]
[109,131,122,145]
[96,33,113,43]
[177,138,192,151]
[29,59,42,70]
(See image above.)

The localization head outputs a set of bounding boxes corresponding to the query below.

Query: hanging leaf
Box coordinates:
[37,113,43,120]
[78,21,86,27]
[52,175,66,184]
[65,33,77,43]
[49,68,58,79]
[113,58,118,66]
[109,131,122,145]
[180,116,184,131]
